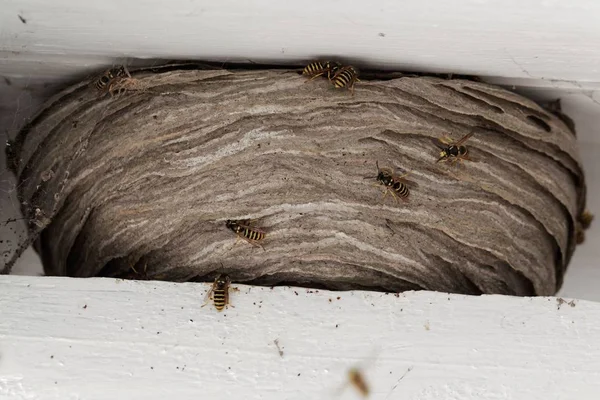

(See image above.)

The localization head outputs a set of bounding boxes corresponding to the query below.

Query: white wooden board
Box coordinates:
[0,275,599,399]
[2,0,600,85]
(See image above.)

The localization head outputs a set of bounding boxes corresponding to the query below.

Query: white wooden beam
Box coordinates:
[1,0,600,86]
[0,276,599,399]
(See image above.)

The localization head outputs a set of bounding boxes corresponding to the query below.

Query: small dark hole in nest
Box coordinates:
[527,115,552,132]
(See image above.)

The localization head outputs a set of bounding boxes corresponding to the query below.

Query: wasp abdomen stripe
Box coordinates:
[394,183,410,197]
[334,71,354,88]
[95,68,126,90]
[243,228,264,241]
[214,291,226,309]
[303,62,324,75]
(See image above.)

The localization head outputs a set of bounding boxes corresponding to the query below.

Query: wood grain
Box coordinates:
[2,275,599,400]
[3,67,586,295]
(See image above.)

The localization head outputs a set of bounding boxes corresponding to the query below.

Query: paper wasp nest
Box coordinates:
[3,65,586,296]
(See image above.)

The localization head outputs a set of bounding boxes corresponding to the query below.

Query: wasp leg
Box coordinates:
[223,289,231,310]
[348,81,356,96]
[382,188,399,203]
[201,282,216,308]
[445,157,458,167]
[107,82,116,97]
[451,156,464,165]
[304,72,325,83]
[458,155,475,167]
[122,64,132,78]
[453,156,471,168]
[108,80,125,97]
[237,234,266,251]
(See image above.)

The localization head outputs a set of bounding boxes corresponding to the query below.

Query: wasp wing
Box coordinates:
[431,137,448,149]
[460,154,477,162]
[455,131,475,146]
[395,177,419,187]
[378,167,395,177]
[201,283,215,307]
[236,220,267,234]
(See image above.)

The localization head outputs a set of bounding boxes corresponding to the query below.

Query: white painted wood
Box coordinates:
[556,140,600,300]
[2,0,600,84]
[0,275,599,400]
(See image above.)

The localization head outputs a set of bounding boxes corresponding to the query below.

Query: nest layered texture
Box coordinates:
[5,68,585,296]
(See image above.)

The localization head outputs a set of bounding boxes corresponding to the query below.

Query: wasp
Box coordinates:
[202,274,232,312]
[579,209,594,230]
[333,364,372,398]
[575,209,594,245]
[226,219,266,248]
[372,161,418,202]
[332,65,360,94]
[347,368,370,398]
[95,66,127,90]
[302,60,342,81]
[95,65,134,96]
[544,99,576,135]
[432,131,475,164]
[127,263,149,280]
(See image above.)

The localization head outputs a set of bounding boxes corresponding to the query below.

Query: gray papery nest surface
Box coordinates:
[3,66,586,296]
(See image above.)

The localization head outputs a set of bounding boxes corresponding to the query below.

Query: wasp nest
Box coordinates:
[3,65,586,296]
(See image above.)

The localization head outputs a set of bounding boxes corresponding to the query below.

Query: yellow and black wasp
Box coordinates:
[347,368,370,398]
[95,65,135,96]
[302,60,342,81]
[579,209,594,230]
[202,274,231,312]
[432,131,475,165]
[331,65,360,95]
[372,161,418,202]
[226,219,266,248]
[95,66,127,90]
[123,263,149,280]
[334,349,377,399]
[576,209,594,244]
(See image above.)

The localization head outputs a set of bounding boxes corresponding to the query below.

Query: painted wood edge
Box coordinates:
[1,275,599,399]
